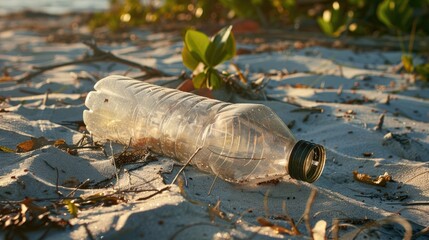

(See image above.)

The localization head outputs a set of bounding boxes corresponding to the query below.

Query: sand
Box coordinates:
[1,15,429,240]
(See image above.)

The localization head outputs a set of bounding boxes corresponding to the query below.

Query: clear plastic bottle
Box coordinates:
[83,75,326,184]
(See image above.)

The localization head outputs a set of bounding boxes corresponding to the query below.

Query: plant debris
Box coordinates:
[373,113,385,131]
[208,200,230,222]
[113,148,154,168]
[362,152,373,157]
[356,191,408,201]
[257,217,301,235]
[80,192,127,207]
[15,41,167,83]
[340,215,412,240]
[0,192,130,238]
[353,171,392,187]
[0,145,15,153]
[63,200,79,218]
[0,198,71,239]
[16,137,53,153]
[14,136,102,155]
[343,96,374,105]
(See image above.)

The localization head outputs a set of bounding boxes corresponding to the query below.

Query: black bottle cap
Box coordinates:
[288,140,326,183]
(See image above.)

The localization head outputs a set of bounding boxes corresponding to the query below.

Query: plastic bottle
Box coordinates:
[83,75,326,184]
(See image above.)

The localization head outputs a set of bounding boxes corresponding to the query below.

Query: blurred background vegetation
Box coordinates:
[89,0,429,37]
[87,0,429,81]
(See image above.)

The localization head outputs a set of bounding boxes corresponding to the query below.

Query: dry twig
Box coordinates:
[373,113,385,131]
[302,189,317,238]
[170,147,202,185]
[340,215,412,240]
[136,185,171,201]
[16,40,168,83]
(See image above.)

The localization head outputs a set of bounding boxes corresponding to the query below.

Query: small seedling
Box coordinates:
[182,25,236,89]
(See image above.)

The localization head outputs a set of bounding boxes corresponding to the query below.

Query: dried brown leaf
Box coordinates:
[16,137,77,155]
[0,198,72,238]
[16,137,51,152]
[293,83,310,89]
[53,139,67,147]
[353,171,392,187]
[0,75,13,82]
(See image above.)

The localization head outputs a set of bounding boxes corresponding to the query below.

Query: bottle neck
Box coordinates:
[288,140,326,183]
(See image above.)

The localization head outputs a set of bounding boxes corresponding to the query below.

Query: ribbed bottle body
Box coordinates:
[84,76,299,183]
[84,76,226,160]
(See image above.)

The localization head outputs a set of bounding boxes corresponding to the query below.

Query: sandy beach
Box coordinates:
[1,13,429,239]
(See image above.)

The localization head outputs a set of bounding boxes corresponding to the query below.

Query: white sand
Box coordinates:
[1,22,429,239]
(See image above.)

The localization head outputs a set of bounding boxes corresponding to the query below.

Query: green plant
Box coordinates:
[159,0,226,21]
[219,0,296,25]
[401,50,429,82]
[88,0,429,38]
[182,26,236,89]
[89,0,148,32]
[377,0,413,33]
[315,0,429,37]
[399,21,429,82]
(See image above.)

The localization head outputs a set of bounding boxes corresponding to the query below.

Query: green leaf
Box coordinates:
[317,7,347,37]
[205,25,236,67]
[207,69,223,89]
[377,0,413,32]
[377,0,392,29]
[317,15,335,36]
[193,72,207,89]
[182,44,200,70]
[222,29,236,62]
[184,29,210,65]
